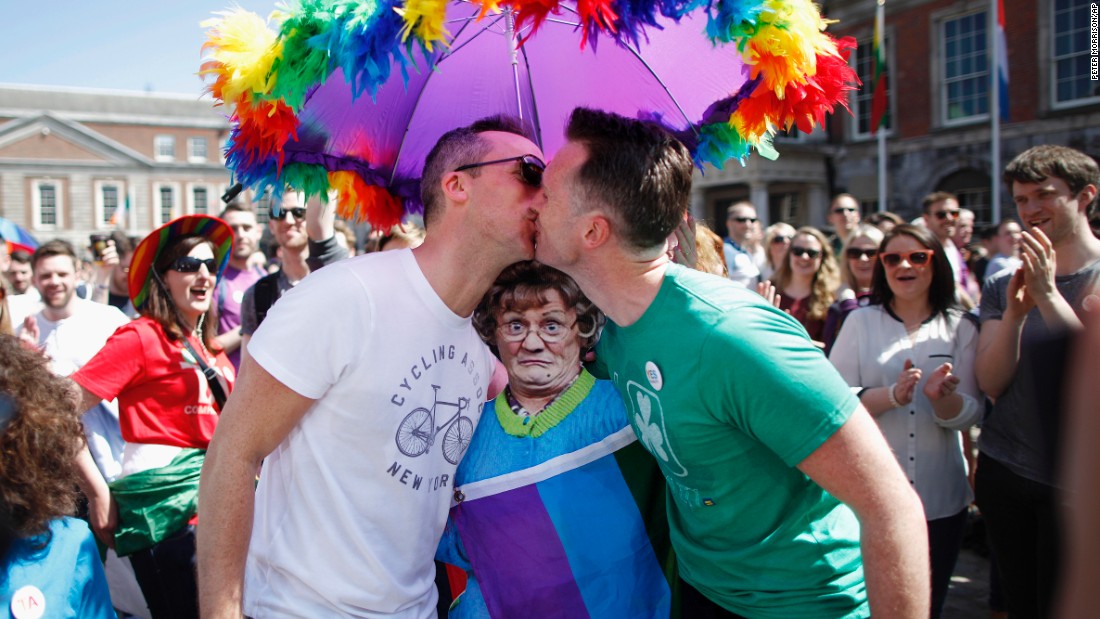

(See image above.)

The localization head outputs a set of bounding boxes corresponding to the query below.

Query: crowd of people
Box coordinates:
[1,110,1098,619]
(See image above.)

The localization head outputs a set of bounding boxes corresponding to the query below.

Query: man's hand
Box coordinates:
[18,315,41,351]
[1004,267,1036,320]
[1019,229,1058,304]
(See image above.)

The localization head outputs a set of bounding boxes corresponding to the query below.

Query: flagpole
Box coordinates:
[990,0,1001,223]
[876,0,887,212]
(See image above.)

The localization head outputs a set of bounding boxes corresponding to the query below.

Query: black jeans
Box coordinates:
[928,508,968,619]
[128,524,199,619]
[974,453,1062,619]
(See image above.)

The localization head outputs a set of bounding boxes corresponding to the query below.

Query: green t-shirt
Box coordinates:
[592,264,867,618]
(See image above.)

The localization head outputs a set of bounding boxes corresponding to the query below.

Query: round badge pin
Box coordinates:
[644,361,663,391]
[11,585,46,619]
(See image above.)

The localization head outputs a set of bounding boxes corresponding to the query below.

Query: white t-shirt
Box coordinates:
[244,249,493,618]
[17,299,130,481]
[18,298,129,376]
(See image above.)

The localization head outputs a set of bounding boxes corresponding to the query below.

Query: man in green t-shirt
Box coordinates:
[534,107,929,619]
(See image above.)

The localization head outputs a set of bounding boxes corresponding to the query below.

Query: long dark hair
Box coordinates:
[870,224,958,318]
[143,236,220,350]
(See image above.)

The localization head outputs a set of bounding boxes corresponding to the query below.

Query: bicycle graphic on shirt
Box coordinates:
[395,385,474,464]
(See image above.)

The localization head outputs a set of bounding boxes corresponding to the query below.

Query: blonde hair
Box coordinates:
[763,222,796,270]
[770,226,839,321]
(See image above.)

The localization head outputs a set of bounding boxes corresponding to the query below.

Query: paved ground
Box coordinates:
[943,547,995,618]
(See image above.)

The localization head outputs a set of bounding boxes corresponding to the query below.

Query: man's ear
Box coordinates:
[1078,184,1098,212]
[581,213,612,249]
[441,171,468,206]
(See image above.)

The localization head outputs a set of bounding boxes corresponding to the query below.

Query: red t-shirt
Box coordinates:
[73,317,235,449]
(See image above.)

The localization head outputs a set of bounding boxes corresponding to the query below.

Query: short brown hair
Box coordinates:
[31,239,79,272]
[1004,145,1100,197]
[921,191,958,214]
[420,115,533,227]
[472,261,604,352]
[565,108,693,251]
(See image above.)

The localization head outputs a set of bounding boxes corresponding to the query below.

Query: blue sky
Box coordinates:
[1,0,278,96]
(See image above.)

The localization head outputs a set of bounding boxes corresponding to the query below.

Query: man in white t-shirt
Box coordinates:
[15,239,148,618]
[198,116,544,618]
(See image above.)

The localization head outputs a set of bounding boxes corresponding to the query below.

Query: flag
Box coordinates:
[870,0,889,134]
[995,0,1010,121]
[446,426,673,618]
[109,192,129,228]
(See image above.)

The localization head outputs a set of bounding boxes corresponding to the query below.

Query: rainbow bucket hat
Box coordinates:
[128,214,234,311]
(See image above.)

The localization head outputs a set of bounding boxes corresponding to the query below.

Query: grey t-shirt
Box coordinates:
[979,258,1100,485]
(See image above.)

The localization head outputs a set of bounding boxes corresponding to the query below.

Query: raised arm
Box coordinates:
[797,406,930,619]
[977,269,1032,398]
[197,354,315,619]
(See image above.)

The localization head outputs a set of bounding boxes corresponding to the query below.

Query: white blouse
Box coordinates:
[829,305,980,520]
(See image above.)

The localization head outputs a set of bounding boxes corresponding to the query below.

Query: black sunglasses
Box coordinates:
[170,256,218,273]
[933,210,960,221]
[790,246,822,259]
[832,207,858,214]
[731,217,758,224]
[846,248,878,260]
[454,154,545,188]
[880,250,932,267]
[270,206,307,221]
[770,235,792,245]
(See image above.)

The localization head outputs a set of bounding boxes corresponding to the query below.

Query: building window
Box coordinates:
[32,180,60,229]
[852,37,893,138]
[941,11,989,124]
[1052,0,1100,107]
[939,169,992,224]
[95,181,124,228]
[192,186,209,215]
[155,135,176,161]
[189,137,208,162]
[155,184,178,226]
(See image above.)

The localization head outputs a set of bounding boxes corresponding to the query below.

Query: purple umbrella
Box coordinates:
[203,0,856,228]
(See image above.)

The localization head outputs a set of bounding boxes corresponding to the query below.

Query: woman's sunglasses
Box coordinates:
[270,206,307,221]
[170,256,218,273]
[880,250,932,267]
[770,235,792,245]
[454,154,545,188]
[790,246,822,260]
[846,248,878,260]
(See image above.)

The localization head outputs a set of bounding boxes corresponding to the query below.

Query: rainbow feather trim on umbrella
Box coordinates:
[200,0,858,227]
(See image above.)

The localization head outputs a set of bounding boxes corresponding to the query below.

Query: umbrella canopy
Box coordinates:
[0,217,39,254]
[201,0,857,229]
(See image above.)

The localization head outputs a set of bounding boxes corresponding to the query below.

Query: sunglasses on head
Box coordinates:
[790,246,822,260]
[454,154,545,188]
[846,248,878,260]
[880,250,932,267]
[170,256,218,273]
[270,206,307,221]
[933,209,960,221]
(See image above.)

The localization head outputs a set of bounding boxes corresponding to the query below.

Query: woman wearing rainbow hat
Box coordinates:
[72,214,236,618]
